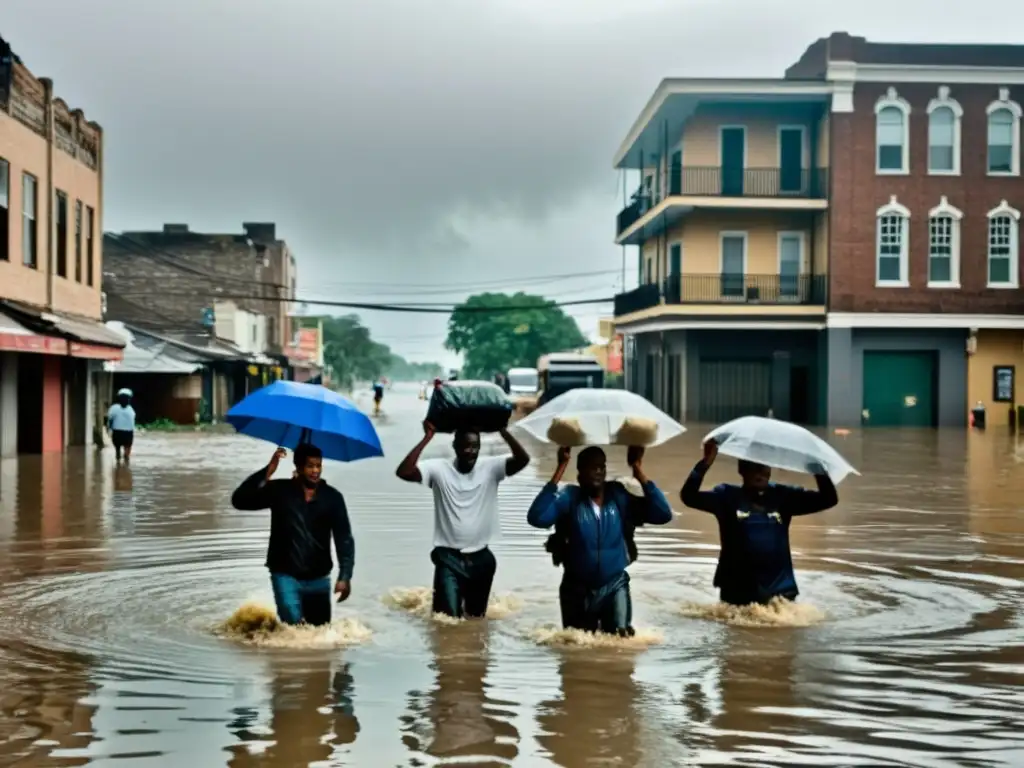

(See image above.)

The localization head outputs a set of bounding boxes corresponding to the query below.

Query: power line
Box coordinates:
[108,289,613,314]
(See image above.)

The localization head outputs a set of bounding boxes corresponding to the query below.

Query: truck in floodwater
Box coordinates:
[536,352,604,407]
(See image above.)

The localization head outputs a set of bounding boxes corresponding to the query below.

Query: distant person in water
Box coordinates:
[396,421,530,619]
[231,444,354,626]
[527,445,673,636]
[372,381,385,415]
[680,439,838,607]
[107,390,136,463]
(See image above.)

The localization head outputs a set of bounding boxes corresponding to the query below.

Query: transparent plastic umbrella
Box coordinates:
[514,389,686,447]
[703,416,859,484]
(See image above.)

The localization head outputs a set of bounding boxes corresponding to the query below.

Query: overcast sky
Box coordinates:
[4,0,1021,366]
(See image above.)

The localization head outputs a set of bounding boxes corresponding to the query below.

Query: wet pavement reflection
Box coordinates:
[0,384,1022,766]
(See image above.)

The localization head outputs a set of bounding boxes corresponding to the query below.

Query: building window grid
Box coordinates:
[877,214,906,283]
[55,191,68,278]
[74,200,83,282]
[22,173,37,268]
[928,216,954,284]
[0,159,8,262]
[85,206,95,286]
[988,215,1015,285]
[988,109,1015,174]
[928,107,956,173]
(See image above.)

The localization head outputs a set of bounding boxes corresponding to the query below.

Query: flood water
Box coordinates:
[0,385,1022,767]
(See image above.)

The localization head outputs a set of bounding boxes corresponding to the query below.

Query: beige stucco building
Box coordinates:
[0,35,124,456]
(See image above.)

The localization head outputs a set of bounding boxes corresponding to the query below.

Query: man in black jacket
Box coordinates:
[231,444,355,626]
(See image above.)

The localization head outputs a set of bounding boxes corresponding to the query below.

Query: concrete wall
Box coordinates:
[678,104,822,168]
[967,329,1024,426]
[0,352,17,457]
[104,227,292,352]
[826,327,968,427]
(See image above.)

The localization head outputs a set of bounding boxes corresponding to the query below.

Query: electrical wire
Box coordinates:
[107,289,613,313]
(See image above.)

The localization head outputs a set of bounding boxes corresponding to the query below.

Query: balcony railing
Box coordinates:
[614,282,661,317]
[614,274,826,317]
[616,167,828,237]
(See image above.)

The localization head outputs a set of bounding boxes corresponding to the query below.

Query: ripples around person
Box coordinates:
[680,438,838,607]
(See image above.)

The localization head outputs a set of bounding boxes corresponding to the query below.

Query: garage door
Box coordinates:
[862,351,937,427]
[697,360,772,423]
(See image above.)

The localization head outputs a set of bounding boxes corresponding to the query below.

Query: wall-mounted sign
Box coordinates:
[993,365,1015,403]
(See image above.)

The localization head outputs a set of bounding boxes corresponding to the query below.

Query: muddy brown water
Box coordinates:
[0,385,1022,767]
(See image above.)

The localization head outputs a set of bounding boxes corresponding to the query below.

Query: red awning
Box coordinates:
[0,312,69,354]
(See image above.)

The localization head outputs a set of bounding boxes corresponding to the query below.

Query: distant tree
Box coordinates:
[385,354,445,382]
[315,315,392,389]
[444,292,588,380]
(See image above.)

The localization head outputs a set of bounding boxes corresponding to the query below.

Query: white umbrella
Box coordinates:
[703,416,859,484]
[514,389,686,447]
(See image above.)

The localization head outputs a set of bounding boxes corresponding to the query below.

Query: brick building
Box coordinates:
[0,34,125,457]
[103,222,298,355]
[612,32,1024,428]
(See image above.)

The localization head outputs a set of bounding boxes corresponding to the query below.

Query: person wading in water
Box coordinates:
[680,439,838,607]
[231,444,354,626]
[527,445,672,636]
[395,422,530,619]
[107,390,136,463]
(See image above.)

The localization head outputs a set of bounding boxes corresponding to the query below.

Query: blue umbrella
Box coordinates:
[226,380,383,462]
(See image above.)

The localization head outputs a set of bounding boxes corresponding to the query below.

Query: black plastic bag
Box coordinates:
[426,380,513,434]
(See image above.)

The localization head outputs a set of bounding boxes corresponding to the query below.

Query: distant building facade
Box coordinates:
[613,32,1024,428]
[103,222,297,354]
[0,34,124,456]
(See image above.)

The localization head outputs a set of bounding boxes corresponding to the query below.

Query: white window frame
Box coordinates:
[875,87,911,175]
[719,231,749,274]
[926,195,963,288]
[985,88,1022,177]
[776,231,807,272]
[986,199,1021,289]
[876,195,910,287]
[926,86,962,176]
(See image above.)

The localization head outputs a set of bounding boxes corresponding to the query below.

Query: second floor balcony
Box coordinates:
[616,167,828,240]
[614,273,827,318]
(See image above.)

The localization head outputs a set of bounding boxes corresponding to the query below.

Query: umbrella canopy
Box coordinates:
[226,380,383,462]
[514,388,686,447]
[703,416,858,484]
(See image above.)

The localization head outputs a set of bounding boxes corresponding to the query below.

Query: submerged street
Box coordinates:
[0,385,1022,767]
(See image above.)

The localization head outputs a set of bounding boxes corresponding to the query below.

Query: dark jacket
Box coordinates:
[231,468,355,581]
[527,480,673,588]
[680,460,837,604]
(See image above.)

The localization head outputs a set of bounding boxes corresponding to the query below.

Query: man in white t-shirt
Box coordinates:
[396,420,530,618]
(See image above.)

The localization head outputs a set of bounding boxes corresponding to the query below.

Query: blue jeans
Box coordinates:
[559,570,634,636]
[270,573,332,626]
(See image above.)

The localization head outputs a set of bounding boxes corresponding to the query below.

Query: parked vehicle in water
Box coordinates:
[537,353,604,406]
[506,367,539,397]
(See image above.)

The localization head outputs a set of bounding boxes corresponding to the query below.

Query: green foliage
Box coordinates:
[444,292,588,380]
[312,315,442,389]
[386,354,444,382]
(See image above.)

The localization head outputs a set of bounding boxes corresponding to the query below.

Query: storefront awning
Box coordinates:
[0,301,124,361]
[0,310,69,355]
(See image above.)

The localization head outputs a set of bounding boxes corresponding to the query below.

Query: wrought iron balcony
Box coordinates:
[613,282,661,317]
[616,167,828,237]
[614,274,826,317]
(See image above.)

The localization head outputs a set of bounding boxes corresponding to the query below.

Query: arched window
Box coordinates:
[987,200,1021,288]
[926,86,962,175]
[876,196,910,286]
[986,88,1022,176]
[927,196,963,287]
[875,87,911,174]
